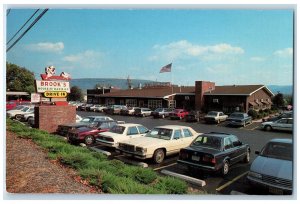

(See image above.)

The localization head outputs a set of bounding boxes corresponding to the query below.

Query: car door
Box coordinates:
[272,119,287,130]
[168,129,184,154]
[229,135,245,162]
[182,128,196,146]
[126,126,141,139]
[223,137,238,164]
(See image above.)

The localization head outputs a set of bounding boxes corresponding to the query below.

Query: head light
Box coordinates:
[136,147,147,154]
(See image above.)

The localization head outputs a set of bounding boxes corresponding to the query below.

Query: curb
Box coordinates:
[161,169,206,187]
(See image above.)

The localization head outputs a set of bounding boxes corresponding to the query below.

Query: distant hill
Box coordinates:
[267,85,293,95]
[70,78,155,93]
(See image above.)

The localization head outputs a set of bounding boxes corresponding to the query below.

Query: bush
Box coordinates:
[153,176,188,194]
[248,109,258,119]
[7,119,189,194]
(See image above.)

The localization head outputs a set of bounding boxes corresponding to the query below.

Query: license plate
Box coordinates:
[269,187,284,195]
[192,155,200,161]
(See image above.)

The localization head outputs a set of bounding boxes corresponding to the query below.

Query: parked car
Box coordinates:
[95,105,107,112]
[263,111,293,122]
[57,123,90,136]
[84,104,94,111]
[120,106,129,115]
[152,108,174,118]
[177,132,250,176]
[19,112,34,122]
[260,118,293,132]
[105,105,127,115]
[118,125,199,163]
[134,108,152,117]
[67,120,118,145]
[7,106,35,119]
[185,110,201,122]
[96,123,149,148]
[76,114,83,123]
[204,111,228,124]
[226,112,252,127]
[169,109,189,120]
[80,116,114,124]
[89,105,103,112]
[247,139,292,195]
[125,107,140,115]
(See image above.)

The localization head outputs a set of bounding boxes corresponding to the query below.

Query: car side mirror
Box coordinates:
[255,150,260,155]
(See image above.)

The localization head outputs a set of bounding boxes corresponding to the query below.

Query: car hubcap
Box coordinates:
[86,137,93,145]
[156,152,164,163]
[224,162,229,174]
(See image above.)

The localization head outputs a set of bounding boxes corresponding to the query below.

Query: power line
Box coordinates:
[6,9,49,52]
[7,9,40,45]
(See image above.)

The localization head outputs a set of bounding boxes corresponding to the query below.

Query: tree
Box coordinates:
[272,92,285,108]
[6,62,35,93]
[68,86,84,101]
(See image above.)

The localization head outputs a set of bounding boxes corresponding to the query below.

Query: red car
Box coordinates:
[6,100,31,110]
[169,109,189,120]
[67,120,118,145]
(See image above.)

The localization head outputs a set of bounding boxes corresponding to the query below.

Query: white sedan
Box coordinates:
[118,125,200,163]
[7,106,34,119]
[261,118,293,132]
[95,123,149,148]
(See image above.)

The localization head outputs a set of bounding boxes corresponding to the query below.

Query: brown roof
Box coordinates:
[204,85,274,96]
[98,86,195,98]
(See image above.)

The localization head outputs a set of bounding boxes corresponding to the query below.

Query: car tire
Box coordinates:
[84,135,95,145]
[15,114,22,120]
[243,121,246,127]
[27,116,33,122]
[264,125,272,131]
[221,160,230,176]
[244,149,250,163]
[153,149,165,164]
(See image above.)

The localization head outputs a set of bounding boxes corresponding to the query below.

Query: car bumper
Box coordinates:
[247,175,292,194]
[95,139,117,148]
[118,149,149,159]
[177,159,219,171]
[227,121,244,126]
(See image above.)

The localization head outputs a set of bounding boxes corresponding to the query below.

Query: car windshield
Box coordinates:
[207,111,218,116]
[14,105,25,110]
[191,135,222,150]
[77,127,91,132]
[145,128,173,140]
[230,113,243,118]
[22,107,30,112]
[261,142,292,161]
[155,108,163,112]
[109,125,125,134]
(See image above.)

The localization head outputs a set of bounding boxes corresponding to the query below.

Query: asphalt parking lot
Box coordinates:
[76,111,293,195]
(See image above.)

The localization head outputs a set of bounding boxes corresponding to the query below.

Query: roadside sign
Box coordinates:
[44,91,68,98]
[35,80,70,93]
[31,93,41,103]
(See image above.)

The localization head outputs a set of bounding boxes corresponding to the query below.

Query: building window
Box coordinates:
[120,99,125,105]
[213,98,219,103]
[261,99,264,102]
[125,99,137,107]
[148,100,162,109]
[168,100,176,109]
[105,98,115,105]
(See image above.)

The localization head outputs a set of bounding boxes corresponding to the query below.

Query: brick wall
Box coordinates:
[195,81,215,111]
[35,105,76,133]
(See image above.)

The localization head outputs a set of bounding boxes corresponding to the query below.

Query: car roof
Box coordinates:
[154,125,192,129]
[269,138,292,144]
[202,132,234,138]
[117,123,143,127]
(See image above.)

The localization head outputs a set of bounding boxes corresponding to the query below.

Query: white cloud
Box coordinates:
[250,57,265,62]
[149,40,244,62]
[26,42,64,53]
[273,48,293,58]
[62,50,105,70]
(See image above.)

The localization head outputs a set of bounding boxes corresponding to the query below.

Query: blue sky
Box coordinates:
[6,9,294,86]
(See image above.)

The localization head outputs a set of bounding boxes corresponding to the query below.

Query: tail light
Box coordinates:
[179,150,189,159]
[203,155,216,164]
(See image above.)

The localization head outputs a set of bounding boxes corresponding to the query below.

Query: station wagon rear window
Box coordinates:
[192,135,222,150]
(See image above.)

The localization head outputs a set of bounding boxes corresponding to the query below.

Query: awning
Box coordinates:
[262,101,269,105]
[249,101,257,106]
[256,101,263,105]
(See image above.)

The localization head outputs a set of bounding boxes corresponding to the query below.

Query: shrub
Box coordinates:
[248,109,258,119]
[59,151,93,169]
[153,176,188,194]
[134,168,157,184]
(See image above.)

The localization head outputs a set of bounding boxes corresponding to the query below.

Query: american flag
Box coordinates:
[159,63,172,73]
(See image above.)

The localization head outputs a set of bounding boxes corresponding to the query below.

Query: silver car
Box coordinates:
[247,138,292,195]
[261,118,293,132]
